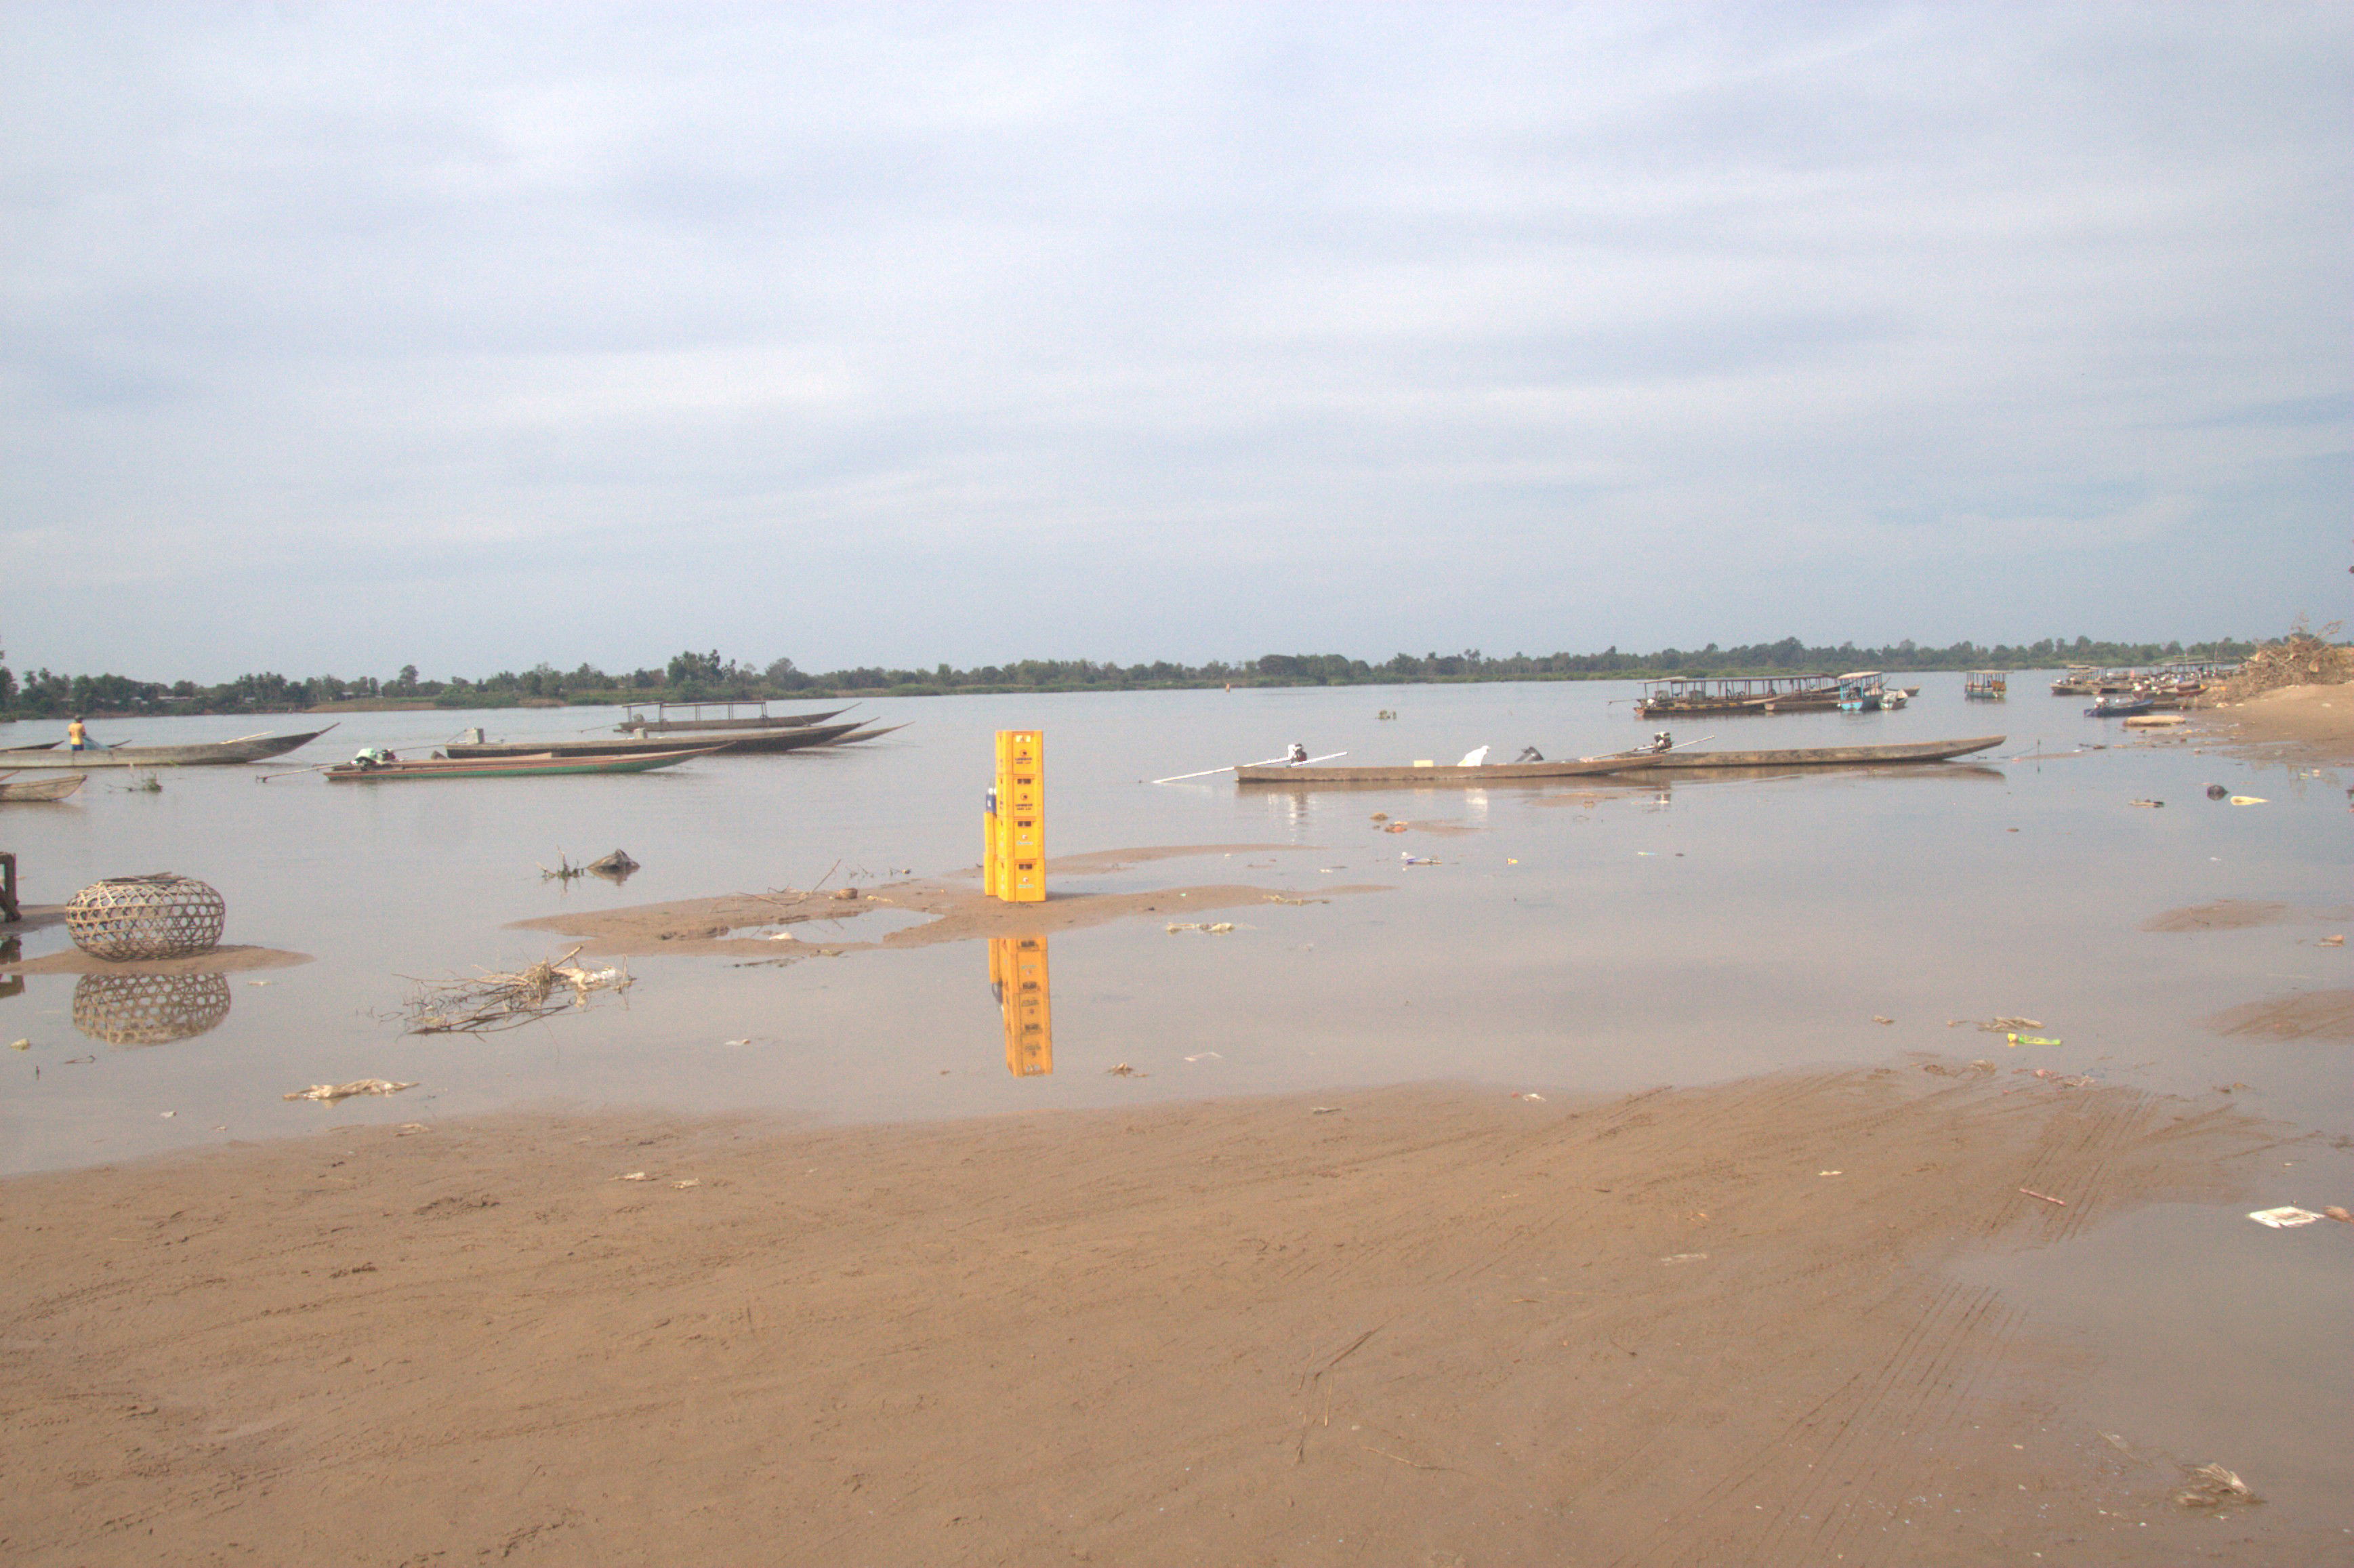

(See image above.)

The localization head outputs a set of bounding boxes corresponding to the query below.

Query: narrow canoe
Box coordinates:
[0,727,337,768]
[325,748,720,781]
[1593,735,2005,770]
[1235,735,2006,785]
[0,774,87,802]
[621,706,853,735]
[1237,757,1633,785]
[444,719,876,759]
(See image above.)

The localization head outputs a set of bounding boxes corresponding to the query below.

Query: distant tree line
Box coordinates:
[0,634,2271,718]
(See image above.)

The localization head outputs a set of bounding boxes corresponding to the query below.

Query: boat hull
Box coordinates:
[1237,758,1634,785]
[0,728,335,768]
[621,707,852,735]
[1597,735,2005,770]
[446,719,890,758]
[326,749,716,781]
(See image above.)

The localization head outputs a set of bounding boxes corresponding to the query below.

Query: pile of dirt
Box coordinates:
[2221,629,2351,700]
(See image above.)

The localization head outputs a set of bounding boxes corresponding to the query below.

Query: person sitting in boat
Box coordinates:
[1651,730,1674,754]
[66,716,90,753]
[352,747,399,770]
[1287,742,1308,765]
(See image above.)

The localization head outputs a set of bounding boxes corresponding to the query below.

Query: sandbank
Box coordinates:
[511,844,1390,958]
[1,1069,2327,1567]
[2190,682,2354,765]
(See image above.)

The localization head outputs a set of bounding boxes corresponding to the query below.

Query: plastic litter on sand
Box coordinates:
[2246,1207,2326,1229]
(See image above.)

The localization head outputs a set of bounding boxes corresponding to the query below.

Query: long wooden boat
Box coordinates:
[1237,756,1635,785]
[1237,735,2005,785]
[619,703,852,735]
[445,718,875,759]
[326,747,720,781]
[0,773,87,802]
[0,727,335,768]
[1594,735,2004,770]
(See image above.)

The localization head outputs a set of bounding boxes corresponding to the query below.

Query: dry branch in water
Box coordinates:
[401,946,633,1035]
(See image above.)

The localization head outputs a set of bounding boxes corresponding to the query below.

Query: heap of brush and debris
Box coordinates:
[2220,622,2350,700]
[401,946,631,1034]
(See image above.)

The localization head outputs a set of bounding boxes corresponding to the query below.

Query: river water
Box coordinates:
[2,672,2346,1168]
[5,672,2349,1523]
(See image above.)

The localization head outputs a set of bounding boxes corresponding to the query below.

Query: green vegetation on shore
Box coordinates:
[0,636,2266,720]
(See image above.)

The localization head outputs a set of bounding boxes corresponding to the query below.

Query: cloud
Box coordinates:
[1,2,2346,679]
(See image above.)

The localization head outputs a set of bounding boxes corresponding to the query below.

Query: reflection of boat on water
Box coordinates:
[988,935,1052,1076]
[72,970,234,1045]
[0,773,87,802]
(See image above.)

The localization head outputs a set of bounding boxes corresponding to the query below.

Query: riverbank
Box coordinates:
[2192,682,2354,766]
[2,1069,2329,1567]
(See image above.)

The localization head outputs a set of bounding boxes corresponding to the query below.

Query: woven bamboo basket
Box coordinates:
[73,970,234,1046]
[65,873,226,962]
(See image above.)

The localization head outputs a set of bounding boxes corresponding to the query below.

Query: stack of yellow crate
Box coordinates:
[987,730,1044,902]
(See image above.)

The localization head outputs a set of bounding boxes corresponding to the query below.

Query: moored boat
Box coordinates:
[325,747,720,781]
[2086,694,2153,718]
[618,701,853,735]
[1596,735,2005,770]
[1633,674,1838,717]
[0,727,336,768]
[445,718,902,759]
[1238,735,2006,784]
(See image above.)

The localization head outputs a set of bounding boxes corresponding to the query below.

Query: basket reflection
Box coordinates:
[73,970,234,1046]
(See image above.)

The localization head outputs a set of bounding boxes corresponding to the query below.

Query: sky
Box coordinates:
[2,2,2347,684]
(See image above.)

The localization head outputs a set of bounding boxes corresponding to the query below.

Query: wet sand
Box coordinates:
[7,944,311,976]
[2192,682,2354,765]
[1,1069,2327,1567]
[511,845,1389,958]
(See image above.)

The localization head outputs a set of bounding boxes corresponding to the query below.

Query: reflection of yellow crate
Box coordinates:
[996,934,1051,1075]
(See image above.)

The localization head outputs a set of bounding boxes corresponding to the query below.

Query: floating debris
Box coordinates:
[401,946,632,1035]
[2246,1206,2325,1229]
[1106,1062,1147,1077]
[283,1079,417,1103]
[2173,1463,2258,1510]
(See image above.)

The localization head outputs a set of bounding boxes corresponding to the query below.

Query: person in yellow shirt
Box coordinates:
[66,716,91,753]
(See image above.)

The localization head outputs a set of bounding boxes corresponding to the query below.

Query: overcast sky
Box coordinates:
[2,3,2347,682]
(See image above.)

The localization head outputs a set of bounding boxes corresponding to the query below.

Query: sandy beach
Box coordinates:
[2191,682,2354,766]
[2,1067,2332,1567]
